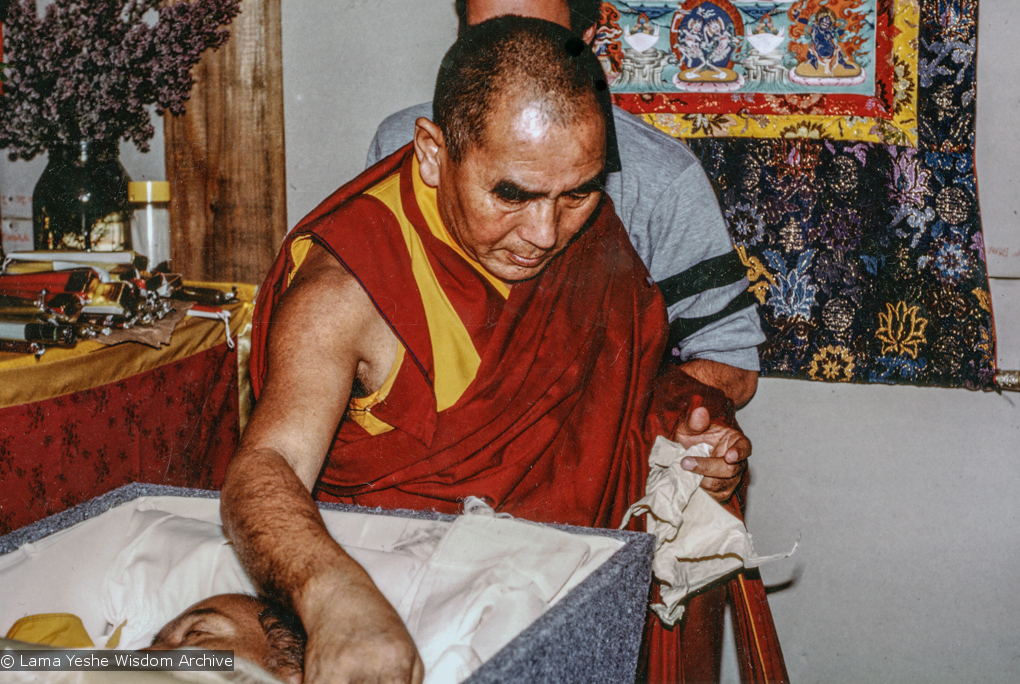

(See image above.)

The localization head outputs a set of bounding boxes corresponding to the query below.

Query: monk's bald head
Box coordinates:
[433,15,606,164]
[461,0,569,28]
[454,0,602,34]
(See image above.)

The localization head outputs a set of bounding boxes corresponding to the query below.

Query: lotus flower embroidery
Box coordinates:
[764,249,818,322]
[876,302,928,358]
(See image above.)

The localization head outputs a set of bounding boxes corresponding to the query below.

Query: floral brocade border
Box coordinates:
[688,139,992,388]
[603,0,920,145]
[677,0,989,388]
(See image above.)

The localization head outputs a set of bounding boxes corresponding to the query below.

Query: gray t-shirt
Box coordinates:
[367,104,764,371]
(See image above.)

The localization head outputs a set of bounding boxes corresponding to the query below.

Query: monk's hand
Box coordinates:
[672,406,751,504]
[672,403,713,440]
[301,572,424,684]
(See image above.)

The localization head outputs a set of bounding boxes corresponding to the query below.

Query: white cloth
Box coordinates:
[401,512,609,682]
[101,509,257,649]
[87,497,619,683]
[100,500,436,651]
[620,437,795,625]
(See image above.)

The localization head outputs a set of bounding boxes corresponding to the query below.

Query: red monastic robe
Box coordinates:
[252,147,735,525]
[251,147,786,683]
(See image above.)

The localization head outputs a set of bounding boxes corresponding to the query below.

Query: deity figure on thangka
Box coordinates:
[594,0,876,95]
[787,0,868,85]
[669,2,745,91]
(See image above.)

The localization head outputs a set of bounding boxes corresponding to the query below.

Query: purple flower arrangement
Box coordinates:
[0,0,240,160]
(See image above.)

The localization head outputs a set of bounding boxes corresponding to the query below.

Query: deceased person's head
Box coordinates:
[145,593,306,684]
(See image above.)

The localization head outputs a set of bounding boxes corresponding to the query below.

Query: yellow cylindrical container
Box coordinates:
[128,181,171,268]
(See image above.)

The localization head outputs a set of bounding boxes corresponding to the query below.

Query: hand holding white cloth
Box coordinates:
[620,437,795,625]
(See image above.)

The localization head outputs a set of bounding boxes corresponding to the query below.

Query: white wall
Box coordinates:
[743,379,1020,683]
[976,2,1020,371]
[280,0,457,227]
[975,3,1020,279]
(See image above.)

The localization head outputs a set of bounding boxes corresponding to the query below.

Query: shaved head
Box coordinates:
[433,15,606,164]
[146,594,306,684]
[416,14,606,283]
[455,0,602,34]
[465,0,570,27]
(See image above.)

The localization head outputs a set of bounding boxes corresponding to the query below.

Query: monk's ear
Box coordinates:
[414,118,444,188]
[582,25,597,45]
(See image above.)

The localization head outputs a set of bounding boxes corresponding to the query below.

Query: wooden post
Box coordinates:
[164,0,286,285]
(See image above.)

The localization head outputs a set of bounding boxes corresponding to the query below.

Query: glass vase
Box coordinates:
[32,141,132,251]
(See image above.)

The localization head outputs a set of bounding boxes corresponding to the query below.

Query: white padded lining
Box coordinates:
[0,497,621,684]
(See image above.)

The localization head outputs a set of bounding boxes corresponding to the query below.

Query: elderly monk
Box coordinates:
[222,16,749,684]
[368,0,765,409]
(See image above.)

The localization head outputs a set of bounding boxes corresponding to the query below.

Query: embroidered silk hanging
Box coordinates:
[600,0,993,388]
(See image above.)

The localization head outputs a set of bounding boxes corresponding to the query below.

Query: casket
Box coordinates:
[0,484,653,683]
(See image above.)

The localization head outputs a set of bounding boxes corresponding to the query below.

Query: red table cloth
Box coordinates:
[0,290,252,534]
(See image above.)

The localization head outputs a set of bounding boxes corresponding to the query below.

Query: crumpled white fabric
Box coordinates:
[100,506,428,650]
[405,500,617,684]
[101,509,257,649]
[620,437,795,625]
[93,496,618,684]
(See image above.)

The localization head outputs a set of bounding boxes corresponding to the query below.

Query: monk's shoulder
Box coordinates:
[287,241,365,307]
[302,192,404,260]
[273,241,397,383]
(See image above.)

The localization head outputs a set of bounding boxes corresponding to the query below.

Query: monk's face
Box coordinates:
[435,101,605,283]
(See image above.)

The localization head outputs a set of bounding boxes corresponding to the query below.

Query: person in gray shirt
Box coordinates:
[366,0,765,408]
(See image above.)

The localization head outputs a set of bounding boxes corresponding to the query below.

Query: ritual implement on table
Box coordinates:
[0,250,206,355]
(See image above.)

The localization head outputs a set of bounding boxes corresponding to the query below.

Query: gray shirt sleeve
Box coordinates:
[366,103,435,168]
[608,108,764,371]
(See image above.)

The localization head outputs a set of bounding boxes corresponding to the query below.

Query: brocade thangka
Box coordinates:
[599,0,992,388]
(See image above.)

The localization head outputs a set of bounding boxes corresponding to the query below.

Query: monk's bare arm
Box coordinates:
[221,244,423,684]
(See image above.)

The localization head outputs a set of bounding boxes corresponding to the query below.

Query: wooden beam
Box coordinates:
[164,0,287,285]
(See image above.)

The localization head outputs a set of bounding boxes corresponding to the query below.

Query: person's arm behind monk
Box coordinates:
[678,358,757,407]
[665,305,756,497]
[220,245,424,684]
